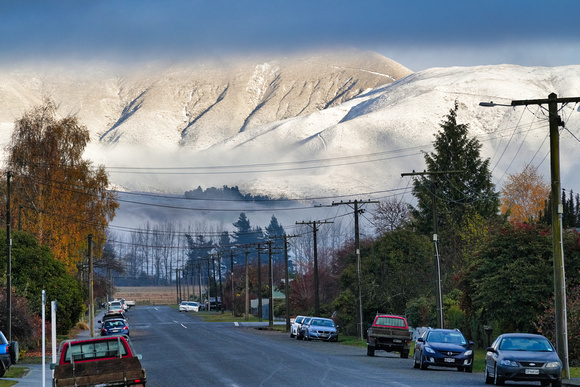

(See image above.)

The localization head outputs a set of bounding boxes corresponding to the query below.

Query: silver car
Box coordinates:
[301,317,339,342]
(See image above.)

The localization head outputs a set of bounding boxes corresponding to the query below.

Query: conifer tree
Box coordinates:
[265,215,286,264]
[411,101,500,276]
[412,101,499,233]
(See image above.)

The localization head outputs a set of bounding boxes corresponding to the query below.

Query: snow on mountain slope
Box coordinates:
[1,54,579,207]
[199,64,580,200]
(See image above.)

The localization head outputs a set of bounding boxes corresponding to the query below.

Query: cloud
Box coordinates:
[1,1,579,70]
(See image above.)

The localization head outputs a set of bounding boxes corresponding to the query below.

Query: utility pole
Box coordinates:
[282,235,297,332]
[230,249,235,316]
[296,220,332,316]
[88,234,94,337]
[257,246,263,321]
[482,93,580,379]
[217,252,223,311]
[401,170,463,329]
[268,241,274,328]
[332,199,378,340]
[244,247,250,321]
[5,171,12,342]
[175,269,180,305]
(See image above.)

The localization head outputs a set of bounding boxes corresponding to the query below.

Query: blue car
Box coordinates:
[413,328,474,372]
[484,333,562,386]
[0,331,18,377]
[100,319,130,337]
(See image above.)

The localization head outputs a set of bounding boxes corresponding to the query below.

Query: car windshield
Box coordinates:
[428,331,466,344]
[310,319,334,327]
[500,337,553,351]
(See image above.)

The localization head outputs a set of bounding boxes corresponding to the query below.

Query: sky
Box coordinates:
[1,0,580,71]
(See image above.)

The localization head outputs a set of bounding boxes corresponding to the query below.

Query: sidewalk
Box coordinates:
[1,312,103,385]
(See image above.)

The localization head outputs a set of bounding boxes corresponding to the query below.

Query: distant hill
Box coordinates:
[1,52,579,211]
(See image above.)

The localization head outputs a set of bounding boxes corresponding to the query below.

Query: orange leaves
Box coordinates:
[6,100,119,273]
[500,164,550,224]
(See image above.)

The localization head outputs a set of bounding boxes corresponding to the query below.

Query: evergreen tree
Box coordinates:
[232,212,263,264]
[232,213,253,245]
[265,215,286,265]
[411,101,500,280]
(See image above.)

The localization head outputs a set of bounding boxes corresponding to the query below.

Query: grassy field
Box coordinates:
[114,286,178,305]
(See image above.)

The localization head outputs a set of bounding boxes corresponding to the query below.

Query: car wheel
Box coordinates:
[484,365,493,384]
[413,354,419,369]
[551,381,562,387]
[0,369,5,377]
[493,364,504,385]
[400,350,409,359]
[9,341,19,364]
[465,365,472,373]
[367,346,375,357]
[306,333,311,341]
[420,354,428,370]
[296,333,301,340]
[290,332,294,338]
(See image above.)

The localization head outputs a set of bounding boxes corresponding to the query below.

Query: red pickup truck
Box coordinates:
[52,334,146,386]
[366,314,412,358]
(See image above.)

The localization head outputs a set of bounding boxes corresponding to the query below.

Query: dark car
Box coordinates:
[413,328,474,372]
[484,333,562,386]
[100,319,130,336]
[0,331,18,377]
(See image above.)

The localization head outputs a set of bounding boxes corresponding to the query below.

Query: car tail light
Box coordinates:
[124,326,128,331]
[4,345,8,354]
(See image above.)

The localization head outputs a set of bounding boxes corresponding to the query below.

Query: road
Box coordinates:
[127,305,494,387]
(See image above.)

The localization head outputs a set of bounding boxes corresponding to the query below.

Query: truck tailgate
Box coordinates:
[54,356,145,386]
[369,326,412,339]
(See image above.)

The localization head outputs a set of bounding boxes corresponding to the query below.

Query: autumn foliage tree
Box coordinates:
[500,164,550,223]
[4,101,118,273]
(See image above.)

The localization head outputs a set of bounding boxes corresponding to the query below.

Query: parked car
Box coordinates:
[187,302,200,312]
[101,318,130,336]
[179,301,201,312]
[413,328,474,372]
[296,316,313,340]
[0,330,18,378]
[290,316,307,338]
[366,314,412,358]
[484,333,562,386]
[107,301,124,315]
[179,301,190,312]
[301,317,339,342]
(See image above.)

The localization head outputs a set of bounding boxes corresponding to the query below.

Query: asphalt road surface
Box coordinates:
[127,306,539,386]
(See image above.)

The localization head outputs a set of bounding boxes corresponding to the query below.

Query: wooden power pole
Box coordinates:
[482,93,580,379]
[296,220,332,316]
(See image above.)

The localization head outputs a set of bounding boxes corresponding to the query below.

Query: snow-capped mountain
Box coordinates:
[1,50,579,230]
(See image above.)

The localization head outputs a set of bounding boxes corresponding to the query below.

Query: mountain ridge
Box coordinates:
[1,53,579,207]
